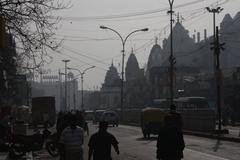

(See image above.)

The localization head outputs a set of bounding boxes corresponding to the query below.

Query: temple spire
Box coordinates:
[131,47,134,54]
[176,12,184,24]
[177,12,180,23]
[111,59,113,66]
[155,36,158,45]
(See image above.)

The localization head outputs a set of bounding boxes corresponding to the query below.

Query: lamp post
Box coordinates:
[67,66,95,110]
[168,0,175,109]
[100,25,148,120]
[206,6,223,73]
[62,59,70,111]
[206,7,223,40]
[68,77,78,111]
[206,6,224,132]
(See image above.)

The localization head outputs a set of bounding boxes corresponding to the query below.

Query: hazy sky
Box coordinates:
[43,0,240,90]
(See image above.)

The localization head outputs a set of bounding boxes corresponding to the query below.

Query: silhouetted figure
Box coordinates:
[59,114,84,160]
[157,114,185,160]
[88,121,119,160]
[76,110,85,128]
[222,104,231,126]
[169,104,183,130]
[56,112,67,135]
[84,121,89,136]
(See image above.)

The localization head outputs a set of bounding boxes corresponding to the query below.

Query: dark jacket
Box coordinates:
[157,116,185,160]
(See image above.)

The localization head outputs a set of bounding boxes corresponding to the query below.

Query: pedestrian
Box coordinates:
[88,121,119,160]
[59,114,84,160]
[84,121,89,136]
[157,114,185,160]
[169,104,183,130]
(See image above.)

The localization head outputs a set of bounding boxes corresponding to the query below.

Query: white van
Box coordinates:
[102,111,119,127]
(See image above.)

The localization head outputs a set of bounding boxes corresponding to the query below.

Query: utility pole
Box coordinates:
[39,70,43,83]
[81,74,84,110]
[168,0,176,109]
[58,69,63,111]
[62,59,70,111]
[211,27,225,132]
[206,6,224,132]
[206,7,223,39]
[73,79,76,111]
[206,6,223,72]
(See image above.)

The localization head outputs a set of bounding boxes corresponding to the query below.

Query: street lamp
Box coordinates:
[206,6,224,132]
[62,59,70,111]
[206,6,223,75]
[67,66,95,110]
[100,25,148,120]
[168,0,175,109]
[206,7,223,40]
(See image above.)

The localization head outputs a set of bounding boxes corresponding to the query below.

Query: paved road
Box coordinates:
[31,124,240,160]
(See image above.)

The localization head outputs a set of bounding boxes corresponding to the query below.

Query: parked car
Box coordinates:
[102,111,119,127]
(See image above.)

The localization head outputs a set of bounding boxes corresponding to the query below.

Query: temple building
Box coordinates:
[100,63,121,109]
[125,49,150,107]
[96,12,240,109]
[146,11,240,101]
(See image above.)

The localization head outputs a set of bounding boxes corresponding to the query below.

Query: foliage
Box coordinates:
[0,0,68,69]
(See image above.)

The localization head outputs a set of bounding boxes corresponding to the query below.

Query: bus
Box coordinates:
[154,97,216,131]
[141,97,215,138]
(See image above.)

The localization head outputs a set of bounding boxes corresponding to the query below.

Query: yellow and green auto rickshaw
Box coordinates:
[141,107,168,138]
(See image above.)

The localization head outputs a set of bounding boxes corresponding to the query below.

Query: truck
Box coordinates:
[31,96,56,127]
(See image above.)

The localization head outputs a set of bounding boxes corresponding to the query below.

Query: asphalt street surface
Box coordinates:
[31,124,240,160]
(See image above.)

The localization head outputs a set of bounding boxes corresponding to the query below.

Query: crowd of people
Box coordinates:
[56,111,119,160]
[56,105,185,160]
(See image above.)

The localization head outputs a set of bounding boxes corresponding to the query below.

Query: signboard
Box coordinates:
[43,75,59,80]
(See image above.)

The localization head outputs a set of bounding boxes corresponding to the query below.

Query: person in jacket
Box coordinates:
[59,114,84,160]
[157,114,185,160]
[88,121,119,160]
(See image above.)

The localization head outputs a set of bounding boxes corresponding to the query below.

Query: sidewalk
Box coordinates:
[184,125,240,143]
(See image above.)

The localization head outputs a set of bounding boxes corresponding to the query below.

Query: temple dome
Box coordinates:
[161,22,196,67]
[125,51,140,82]
[234,11,240,20]
[147,40,163,70]
[104,63,120,86]
[221,14,233,31]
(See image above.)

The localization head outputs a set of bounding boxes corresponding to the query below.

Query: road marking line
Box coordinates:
[185,148,230,160]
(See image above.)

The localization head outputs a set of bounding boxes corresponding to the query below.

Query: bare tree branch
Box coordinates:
[0,0,69,70]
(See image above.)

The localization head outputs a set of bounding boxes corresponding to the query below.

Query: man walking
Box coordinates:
[157,114,185,160]
[59,114,84,160]
[88,121,119,160]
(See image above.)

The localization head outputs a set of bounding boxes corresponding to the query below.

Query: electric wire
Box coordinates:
[52,0,206,21]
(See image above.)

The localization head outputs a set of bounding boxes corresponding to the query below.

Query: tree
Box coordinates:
[0,0,67,69]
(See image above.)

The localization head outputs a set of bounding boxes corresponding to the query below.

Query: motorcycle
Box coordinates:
[8,129,50,159]
[45,132,59,157]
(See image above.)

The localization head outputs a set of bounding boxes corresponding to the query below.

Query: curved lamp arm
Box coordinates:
[68,66,95,76]
[100,25,148,50]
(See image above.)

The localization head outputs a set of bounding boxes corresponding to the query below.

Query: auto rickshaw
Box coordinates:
[141,107,168,138]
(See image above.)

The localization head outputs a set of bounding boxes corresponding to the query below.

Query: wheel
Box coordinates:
[9,144,26,159]
[46,142,59,157]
